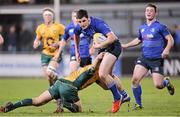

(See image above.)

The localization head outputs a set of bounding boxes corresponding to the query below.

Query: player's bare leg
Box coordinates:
[97,75,130,112]
[131,64,148,110]
[46,60,59,86]
[98,53,122,113]
[0,90,53,113]
[152,73,174,95]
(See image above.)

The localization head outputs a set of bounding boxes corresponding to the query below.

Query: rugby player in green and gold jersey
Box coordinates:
[33,7,65,86]
[0,53,104,113]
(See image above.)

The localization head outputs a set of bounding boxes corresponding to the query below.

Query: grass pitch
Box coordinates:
[0,77,180,116]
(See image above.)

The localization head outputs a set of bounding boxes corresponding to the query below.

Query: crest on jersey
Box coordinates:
[80,33,84,38]
[53,30,57,34]
[42,31,45,36]
[141,28,145,33]
[151,28,155,32]
[69,29,74,36]
[147,34,154,39]
[69,29,74,33]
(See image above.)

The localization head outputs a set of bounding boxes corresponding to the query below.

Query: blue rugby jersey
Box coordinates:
[74,16,112,42]
[138,21,170,59]
[62,22,91,58]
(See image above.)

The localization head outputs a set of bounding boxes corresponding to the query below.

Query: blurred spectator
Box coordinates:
[0,25,4,48]
[0,34,4,45]
[35,0,53,4]
[174,24,180,52]
[19,25,33,52]
[7,25,17,53]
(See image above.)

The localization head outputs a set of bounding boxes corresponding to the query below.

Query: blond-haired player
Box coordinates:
[33,8,65,86]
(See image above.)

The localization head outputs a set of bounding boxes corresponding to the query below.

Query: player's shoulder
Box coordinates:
[54,22,65,28]
[154,21,167,28]
[139,23,146,30]
[66,22,75,29]
[90,16,108,30]
[91,16,104,24]
[36,23,46,31]
[37,23,45,28]
[91,16,103,21]
[80,65,93,72]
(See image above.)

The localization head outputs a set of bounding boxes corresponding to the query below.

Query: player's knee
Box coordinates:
[98,70,108,80]
[98,73,106,80]
[131,77,140,86]
[46,66,58,79]
[32,98,43,106]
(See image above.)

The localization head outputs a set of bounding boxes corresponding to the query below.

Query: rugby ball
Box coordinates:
[93,33,106,44]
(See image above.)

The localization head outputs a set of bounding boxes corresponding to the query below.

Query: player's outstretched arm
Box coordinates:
[53,40,67,60]
[74,35,81,63]
[162,34,174,58]
[121,38,141,49]
[91,52,105,70]
[33,36,41,49]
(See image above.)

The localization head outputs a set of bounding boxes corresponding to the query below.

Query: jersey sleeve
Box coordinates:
[62,26,70,41]
[159,24,170,37]
[137,28,143,41]
[35,25,42,39]
[74,24,82,36]
[58,24,65,36]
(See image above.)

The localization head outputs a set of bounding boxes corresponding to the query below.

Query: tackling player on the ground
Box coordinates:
[0,53,104,113]
[0,52,130,113]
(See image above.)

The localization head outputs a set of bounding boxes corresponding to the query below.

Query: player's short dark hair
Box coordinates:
[146,3,157,12]
[42,7,54,15]
[76,9,89,19]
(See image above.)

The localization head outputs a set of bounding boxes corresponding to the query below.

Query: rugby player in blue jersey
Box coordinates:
[54,10,92,73]
[122,3,175,110]
[73,9,128,113]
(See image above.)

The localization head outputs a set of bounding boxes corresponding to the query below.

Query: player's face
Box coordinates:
[72,12,78,25]
[43,11,54,24]
[145,7,156,21]
[77,17,89,29]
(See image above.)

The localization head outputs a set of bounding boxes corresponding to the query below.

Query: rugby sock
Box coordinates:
[6,99,32,112]
[63,101,79,112]
[132,85,142,107]
[107,81,121,101]
[163,79,169,87]
[120,90,128,98]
